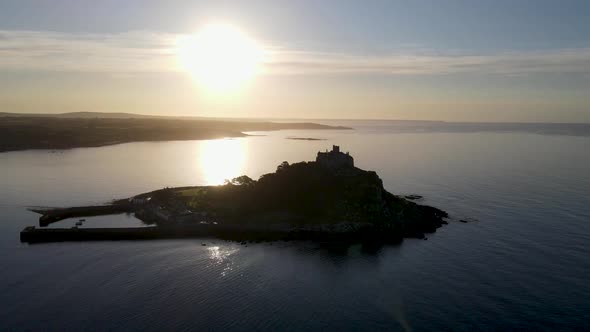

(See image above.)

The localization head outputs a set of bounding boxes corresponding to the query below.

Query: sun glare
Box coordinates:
[176,24,265,93]
[199,138,247,185]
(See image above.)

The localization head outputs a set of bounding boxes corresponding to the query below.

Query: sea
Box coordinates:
[1,120,589,331]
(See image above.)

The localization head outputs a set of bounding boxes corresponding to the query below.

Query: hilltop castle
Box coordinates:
[316,145,354,169]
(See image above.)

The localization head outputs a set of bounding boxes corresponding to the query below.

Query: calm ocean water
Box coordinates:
[1,121,589,331]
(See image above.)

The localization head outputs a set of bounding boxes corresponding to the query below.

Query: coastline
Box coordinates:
[0,116,351,153]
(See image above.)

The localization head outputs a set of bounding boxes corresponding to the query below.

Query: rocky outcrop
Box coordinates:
[28,149,450,244]
[169,156,449,242]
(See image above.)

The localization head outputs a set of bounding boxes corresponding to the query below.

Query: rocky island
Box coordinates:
[21,146,448,244]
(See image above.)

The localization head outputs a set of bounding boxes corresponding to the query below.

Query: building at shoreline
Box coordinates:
[316,145,354,169]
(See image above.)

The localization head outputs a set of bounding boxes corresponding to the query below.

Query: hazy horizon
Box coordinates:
[3,110,590,124]
[1,0,590,122]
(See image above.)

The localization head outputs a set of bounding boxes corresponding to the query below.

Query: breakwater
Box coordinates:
[19,224,399,244]
[32,203,131,227]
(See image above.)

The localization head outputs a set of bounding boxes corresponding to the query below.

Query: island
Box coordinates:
[0,112,350,152]
[21,146,448,244]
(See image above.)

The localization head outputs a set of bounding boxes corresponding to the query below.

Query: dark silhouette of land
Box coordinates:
[286,137,327,141]
[23,146,448,244]
[0,112,350,152]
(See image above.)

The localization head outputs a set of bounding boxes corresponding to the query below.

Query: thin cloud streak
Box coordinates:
[0,30,177,72]
[268,49,590,75]
[1,30,590,76]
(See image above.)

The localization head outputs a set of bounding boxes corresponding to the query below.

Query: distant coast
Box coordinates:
[0,112,351,152]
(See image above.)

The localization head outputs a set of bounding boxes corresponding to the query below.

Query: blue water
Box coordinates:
[1,122,589,331]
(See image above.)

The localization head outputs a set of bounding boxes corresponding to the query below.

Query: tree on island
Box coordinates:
[225,175,256,187]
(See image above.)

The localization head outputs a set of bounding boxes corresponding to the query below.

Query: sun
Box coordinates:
[176,24,265,93]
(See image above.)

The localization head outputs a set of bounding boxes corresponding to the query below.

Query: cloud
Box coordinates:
[1,30,590,76]
[267,48,590,75]
[0,30,177,72]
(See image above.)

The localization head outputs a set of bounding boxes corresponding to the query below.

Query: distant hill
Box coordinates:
[0,111,305,123]
[0,115,351,152]
[0,112,193,119]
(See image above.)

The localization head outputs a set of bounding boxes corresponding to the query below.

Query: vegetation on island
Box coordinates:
[138,147,448,242]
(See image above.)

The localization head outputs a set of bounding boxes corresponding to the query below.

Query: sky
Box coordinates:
[1,0,589,122]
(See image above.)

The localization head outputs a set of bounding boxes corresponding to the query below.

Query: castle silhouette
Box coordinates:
[316,145,354,169]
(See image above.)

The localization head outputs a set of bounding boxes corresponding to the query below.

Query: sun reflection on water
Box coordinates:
[199,138,247,185]
[207,245,239,277]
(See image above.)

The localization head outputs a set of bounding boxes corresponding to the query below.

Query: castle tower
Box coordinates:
[316,146,354,169]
